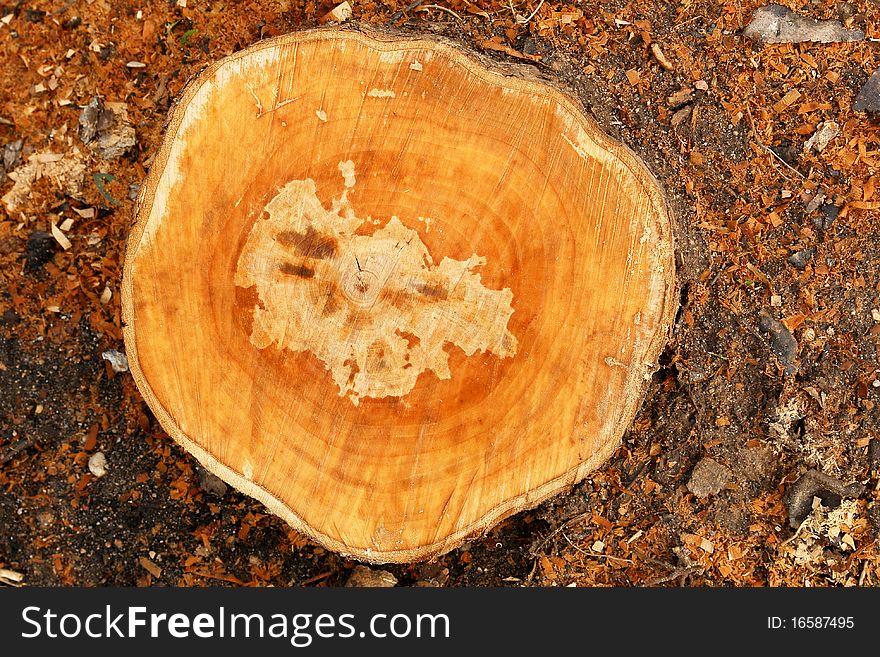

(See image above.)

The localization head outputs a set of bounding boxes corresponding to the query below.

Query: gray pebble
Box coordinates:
[345,565,398,587]
[687,457,733,499]
[782,469,865,528]
[758,311,798,373]
[787,247,816,270]
[197,466,228,497]
[743,4,864,43]
[854,67,880,113]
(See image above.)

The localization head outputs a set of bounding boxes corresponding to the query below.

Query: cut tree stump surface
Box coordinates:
[122,25,676,562]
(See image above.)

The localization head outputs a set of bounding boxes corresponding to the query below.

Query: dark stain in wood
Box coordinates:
[276,226,338,260]
[345,309,370,330]
[278,262,315,278]
[379,287,414,311]
[320,281,340,316]
[414,281,448,300]
[233,284,263,337]
[343,358,360,385]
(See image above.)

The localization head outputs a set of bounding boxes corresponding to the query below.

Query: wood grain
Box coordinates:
[122,25,676,562]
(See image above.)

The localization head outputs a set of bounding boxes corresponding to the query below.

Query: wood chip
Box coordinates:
[0,568,24,585]
[477,36,541,61]
[139,556,162,577]
[34,152,65,163]
[73,207,96,218]
[668,87,694,108]
[650,43,673,71]
[321,1,352,24]
[773,89,801,114]
[51,222,72,250]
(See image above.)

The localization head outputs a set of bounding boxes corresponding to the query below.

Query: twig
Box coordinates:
[858,559,871,586]
[744,105,805,182]
[387,0,426,24]
[189,570,251,586]
[780,511,815,548]
[50,0,77,16]
[417,4,463,21]
[530,511,591,555]
[650,43,674,71]
[517,0,544,25]
[673,15,704,30]
[506,0,519,21]
[1,439,31,465]
[562,533,634,564]
[633,550,676,569]
[763,144,806,180]
[300,571,333,586]
[644,566,700,586]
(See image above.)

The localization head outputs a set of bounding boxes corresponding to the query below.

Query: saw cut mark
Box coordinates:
[234,165,518,405]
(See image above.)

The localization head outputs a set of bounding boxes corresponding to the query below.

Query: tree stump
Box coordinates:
[122,26,676,563]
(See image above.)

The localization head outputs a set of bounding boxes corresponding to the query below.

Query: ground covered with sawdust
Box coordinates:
[1,0,879,587]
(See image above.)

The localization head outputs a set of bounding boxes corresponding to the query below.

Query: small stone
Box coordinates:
[782,469,865,528]
[95,104,136,160]
[813,203,839,230]
[670,106,691,127]
[803,121,839,153]
[770,294,782,307]
[804,189,825,214]
[88,452,108,478]
[854,67,880,113]
[79,97,137,159]
[78,97,104,144]
[197,465,228,497]
[787,247,816,270]
[687,457,732,499]
[868,439,880,469]
[685,363,707,384]
[413,563,449,587]
[667,87,694,108]
[101,349,129,373]
[344,565,398,587]
[2,139,23,173]
[743,4,864,43]
[758,310,798,373]
[24,9,45,22]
